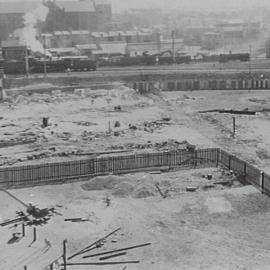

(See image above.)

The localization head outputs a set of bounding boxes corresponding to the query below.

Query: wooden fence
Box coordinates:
[219,149,270,195]
[2,147,270,196]
[0,148,219,188]
[132,79,270,93]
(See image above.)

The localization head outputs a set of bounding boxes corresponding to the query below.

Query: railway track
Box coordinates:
[5,59,270,79]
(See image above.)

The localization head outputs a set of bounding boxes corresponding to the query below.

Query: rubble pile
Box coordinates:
[0,136,37,148]
[109,140,196,152]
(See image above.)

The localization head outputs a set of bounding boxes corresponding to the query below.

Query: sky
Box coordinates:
[112,0,270,12]
[1,0,270,12]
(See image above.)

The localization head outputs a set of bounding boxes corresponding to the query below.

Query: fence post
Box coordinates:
[232,117,236,137]
[194,150,197,167]
[33,227,37,242]
[260,171,265,194]
[243,162,247,185]
[216,149,219,167]
[22,223,25,237]
[228,155,231,171]
[63,240,67,270]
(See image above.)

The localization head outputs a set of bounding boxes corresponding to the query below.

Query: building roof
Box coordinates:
[0,1,41,14]
[56,0,95,13]
[71,30,90,35]
[1,39,26,48]
[54,31,70,36]
[92,32,109,38]
[223,26,244,32]
[126,40,184,55]
[48,47,79,54]
[93,42,126,55]
[93,0,110,5]
[76,44,98,50]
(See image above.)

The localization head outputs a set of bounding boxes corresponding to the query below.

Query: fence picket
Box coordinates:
[1,147,266,195]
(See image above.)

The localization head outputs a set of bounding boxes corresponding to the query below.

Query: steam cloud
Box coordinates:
[15,4,49,54]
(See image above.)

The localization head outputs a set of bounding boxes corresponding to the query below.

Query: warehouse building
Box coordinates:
[0,0,112,42]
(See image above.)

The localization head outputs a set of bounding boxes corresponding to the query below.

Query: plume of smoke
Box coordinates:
[16,4,50,55]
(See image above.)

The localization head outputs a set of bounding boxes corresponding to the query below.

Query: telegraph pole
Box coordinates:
[171,30,175,64]
[0,55,3,100]
[25,47,29,77]
[249,44,252,89]
[43,35,47,77]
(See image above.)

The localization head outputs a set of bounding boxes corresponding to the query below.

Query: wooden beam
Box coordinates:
[99,252,127,261]
[63,261,140,266]
[68,227,121,260]
[83,243,151,259]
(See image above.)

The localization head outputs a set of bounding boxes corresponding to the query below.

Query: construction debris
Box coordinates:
[114,105,122,112]
[99,252,127,261]
[109,140,195,152]
[114,121,121,128]
[0,189,61,227]
[64,218,90,223]
[186,187,198,192]
[83,243,151,259]
[155,183,167,198]
[63,261,140,266]
[68,227,121,260]
[199,109,256,115]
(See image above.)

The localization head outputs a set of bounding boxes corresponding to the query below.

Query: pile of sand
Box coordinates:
[112,182,135,197]
[81,175,124,191]
[81,174,137,191]
[82,173,158,199]
[132,183,157,198]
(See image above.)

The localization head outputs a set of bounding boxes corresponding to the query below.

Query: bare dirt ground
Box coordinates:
[1,87,270,171]
[2,168,270,270]
[2,86,270,269]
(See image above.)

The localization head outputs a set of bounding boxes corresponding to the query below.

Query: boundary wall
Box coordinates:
[132,79,270,92]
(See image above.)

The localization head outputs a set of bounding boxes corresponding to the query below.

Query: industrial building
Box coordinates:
[0,0,112,42]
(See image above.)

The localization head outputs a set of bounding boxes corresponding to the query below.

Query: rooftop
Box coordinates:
[0,1,41,14]
[93,42,126,55]
[93,0,111,5]
[56,0,95,13]
[1,39,26,48]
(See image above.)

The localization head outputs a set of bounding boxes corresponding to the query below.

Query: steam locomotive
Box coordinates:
[200,53,250,63]
[98,55,192,67]
[3,57,97,75]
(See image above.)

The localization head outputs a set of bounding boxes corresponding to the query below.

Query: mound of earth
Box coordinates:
[112,181,135,197]
[132,183,157,198]
[81,174,137,191]
[81,175,124,191]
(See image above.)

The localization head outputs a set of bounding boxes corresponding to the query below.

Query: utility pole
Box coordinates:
[249,44,252,89]
[25,47,29,77]
[171,30,175,64]
[0,58,4,100]
[43,35,47,77]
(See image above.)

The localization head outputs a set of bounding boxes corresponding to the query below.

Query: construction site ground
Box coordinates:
[2,85,270,269]
[1,87,270,172]
[1,168,270,270]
